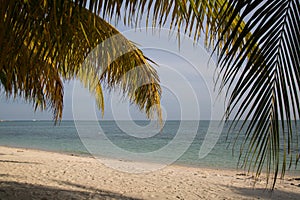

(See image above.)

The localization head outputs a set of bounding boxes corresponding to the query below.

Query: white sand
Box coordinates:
[0,146,299,199]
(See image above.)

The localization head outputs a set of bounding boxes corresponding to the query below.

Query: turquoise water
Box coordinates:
[0,120,299,172]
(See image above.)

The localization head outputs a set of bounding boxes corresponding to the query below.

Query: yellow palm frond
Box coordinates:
[0,0,161,121]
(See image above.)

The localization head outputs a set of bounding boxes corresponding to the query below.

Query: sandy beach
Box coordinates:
[0,146,299,199]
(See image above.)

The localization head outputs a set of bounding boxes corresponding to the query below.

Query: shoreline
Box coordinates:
[1,144,299,175]
[0,145,242,173]
[1,146,300,199]
[0,145,256,173]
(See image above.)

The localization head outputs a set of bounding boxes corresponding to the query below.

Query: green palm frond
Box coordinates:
[0,0,64,120]
[0,0,162,120]
[0,44,64,120]
[217,0,300,188]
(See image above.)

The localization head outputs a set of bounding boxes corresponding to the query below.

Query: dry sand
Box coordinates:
[0,146,300,200]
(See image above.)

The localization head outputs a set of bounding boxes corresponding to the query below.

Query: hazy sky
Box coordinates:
[0,25,226,121]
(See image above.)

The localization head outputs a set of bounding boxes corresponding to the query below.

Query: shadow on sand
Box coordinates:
[227,185,300,200]
[0,160,41,164]
[0,180,141,200]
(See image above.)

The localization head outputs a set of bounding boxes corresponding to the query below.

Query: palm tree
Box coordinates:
[1,0,299,188]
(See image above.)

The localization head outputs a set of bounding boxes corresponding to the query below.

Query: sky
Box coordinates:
[0,22,226,121]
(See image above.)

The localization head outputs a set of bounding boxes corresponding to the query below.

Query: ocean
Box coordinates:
[0,120,299,173]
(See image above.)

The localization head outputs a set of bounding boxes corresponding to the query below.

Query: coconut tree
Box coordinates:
[1,0,299,188]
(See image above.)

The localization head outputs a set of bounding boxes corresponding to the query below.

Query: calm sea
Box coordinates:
[0,120,299,173]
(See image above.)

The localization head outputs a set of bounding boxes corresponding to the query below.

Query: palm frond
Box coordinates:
[217,0,300,188]
[0,43,64,121]
[76,0,246,52]
[0,0,162,120]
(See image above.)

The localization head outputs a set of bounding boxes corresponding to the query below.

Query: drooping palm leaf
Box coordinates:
[0,0,162,121]
[216,0,300,188]
[0,1,64,120]
[0,44,64,120]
